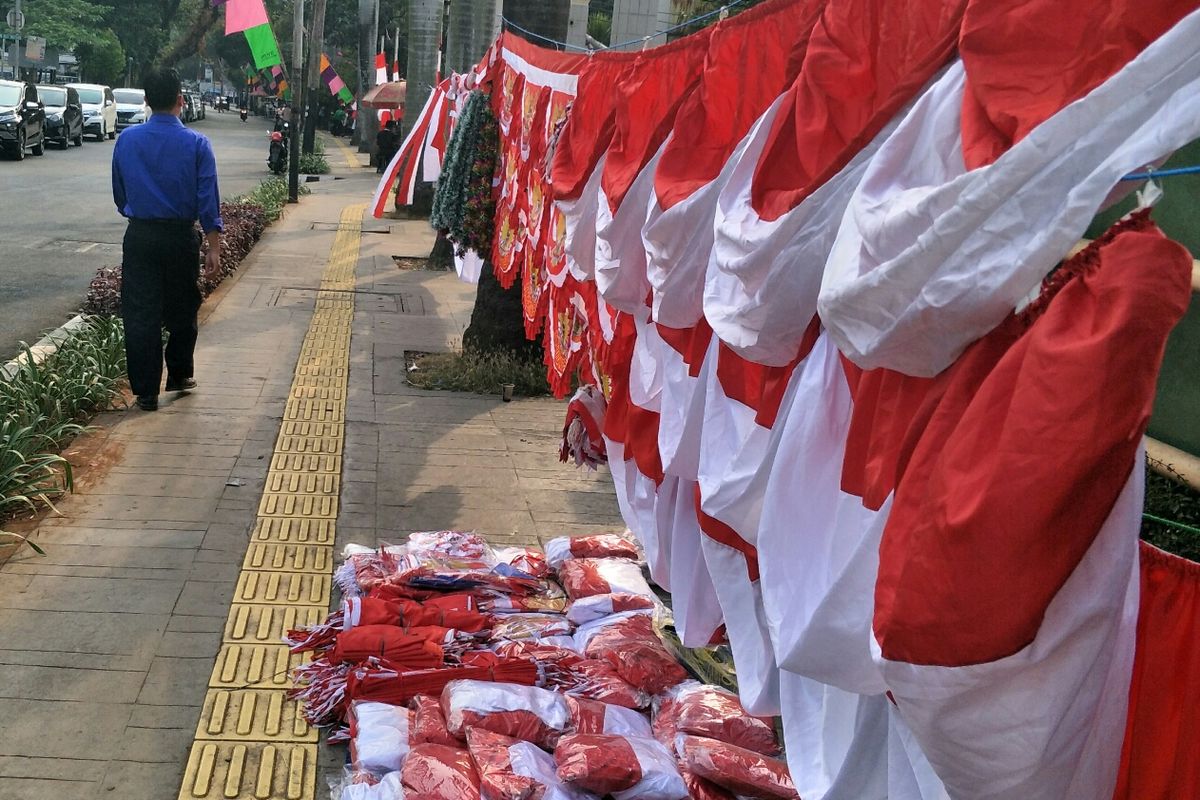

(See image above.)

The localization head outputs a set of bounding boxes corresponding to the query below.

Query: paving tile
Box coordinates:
[0,663,144,704]
[0,574,182,614]
[0,775,100,800]
[99,760,186,798]
[0,698,133,760]
[137,657,213,706]
[173,581,236,617]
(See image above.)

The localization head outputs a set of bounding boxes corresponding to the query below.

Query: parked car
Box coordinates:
[181,93,195,123]
[188,92,205,120]
[0,79,46,159]
[38,84,84,148]
[114,88,148,130]
[68,83,117,140]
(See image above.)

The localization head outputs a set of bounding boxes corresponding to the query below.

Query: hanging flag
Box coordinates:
[272,65,290,100]
[321,54,355,103]
[393,61,401,82]
[244,23,282,69]
[225,0,268,35]
[375,52,389,85]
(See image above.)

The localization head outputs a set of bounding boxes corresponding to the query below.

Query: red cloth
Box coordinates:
[654,0,819,210]
[466,728,540,800]
[583,613,688,695]
[402,743,481,800]
[557,558,649,601]
[874,218,1193,666]
[554,733,644,795]
[958,0,1199,168]
[654,683,779,756]
[330,625,445,668]
[675,735,798,800]
[564,657,650,710]
[749,0,965,220]
[412,695,462,747]
[563,534,640,562]
[1112,543,1200,799]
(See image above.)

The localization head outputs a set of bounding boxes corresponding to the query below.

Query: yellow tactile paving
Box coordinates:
[179,204,364,800]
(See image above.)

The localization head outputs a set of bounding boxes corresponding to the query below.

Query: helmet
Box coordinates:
[270,131,283,142]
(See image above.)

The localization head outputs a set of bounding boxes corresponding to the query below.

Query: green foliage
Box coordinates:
[298,152,329,174]
[406,348,551,398]
[587,10,611,45]
[0,315,127,521]
[237,176,308,221]
[1142,461,1200,561]
[76,29,126,86]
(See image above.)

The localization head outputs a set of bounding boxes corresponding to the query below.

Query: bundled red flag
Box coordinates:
[412,694,462,746]
[554,733,687,800]
[673,735,797,800]
[402,743,482,800]
[287,596,491,652]
[566,695,652,738]
[442,680,572,749]
[652,681,779,756]
[557,559,655,602]
[545,534,640,569]
[330,625,447,667]
[579,613,688,696]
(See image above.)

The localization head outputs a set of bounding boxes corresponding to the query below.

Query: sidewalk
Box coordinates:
[0,145,621,800]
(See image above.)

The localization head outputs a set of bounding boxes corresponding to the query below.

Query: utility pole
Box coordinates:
[288,0,303,202]
[304,0,328,155]
[355,0,379,152]
[7,0,23,81]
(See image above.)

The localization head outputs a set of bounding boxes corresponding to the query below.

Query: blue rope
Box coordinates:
[1120,164,1200,181]
[502,0,752,53]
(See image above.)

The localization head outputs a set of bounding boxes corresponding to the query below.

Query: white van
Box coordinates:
[113,87,148,130]
[67,83,117,141]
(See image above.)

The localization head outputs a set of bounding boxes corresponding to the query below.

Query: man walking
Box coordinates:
[112,67,222,412]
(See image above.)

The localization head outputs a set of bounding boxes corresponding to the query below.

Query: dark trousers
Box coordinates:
[121,221,202,398]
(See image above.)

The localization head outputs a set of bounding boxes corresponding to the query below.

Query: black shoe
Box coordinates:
[136,395,158,411]
[165,377,197,393]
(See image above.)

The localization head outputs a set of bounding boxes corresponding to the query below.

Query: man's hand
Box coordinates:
[204,231,222,280]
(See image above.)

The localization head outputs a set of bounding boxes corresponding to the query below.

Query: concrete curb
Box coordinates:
[1,313,90,381]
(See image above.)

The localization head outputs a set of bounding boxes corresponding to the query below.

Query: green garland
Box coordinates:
[431,90,498,257]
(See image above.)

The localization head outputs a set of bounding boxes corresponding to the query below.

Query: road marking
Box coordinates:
[178,203,364,800]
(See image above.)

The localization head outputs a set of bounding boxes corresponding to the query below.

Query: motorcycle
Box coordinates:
[268,124,288,175]
[239,107,248,122]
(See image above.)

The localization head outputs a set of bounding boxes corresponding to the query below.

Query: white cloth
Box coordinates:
[820,11,1200,376]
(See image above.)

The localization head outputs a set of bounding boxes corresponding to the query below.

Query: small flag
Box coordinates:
[375,52,388,85]
[244,24,282,69]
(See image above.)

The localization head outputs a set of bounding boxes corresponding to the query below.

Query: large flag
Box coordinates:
[244,24,282,69]
[225,0,268,35]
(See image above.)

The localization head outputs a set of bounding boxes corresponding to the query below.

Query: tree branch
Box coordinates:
[155,3,220,68]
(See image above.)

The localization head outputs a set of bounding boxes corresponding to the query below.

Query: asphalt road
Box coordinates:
[0,109,281,358]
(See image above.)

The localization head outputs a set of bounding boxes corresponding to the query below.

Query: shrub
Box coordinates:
[299,152,330,174]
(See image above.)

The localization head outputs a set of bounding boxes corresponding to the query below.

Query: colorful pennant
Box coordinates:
[225,0,268,35]
[244,23,282,69]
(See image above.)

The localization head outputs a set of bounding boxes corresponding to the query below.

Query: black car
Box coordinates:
[38,85,84,149]
[0,79,46,160]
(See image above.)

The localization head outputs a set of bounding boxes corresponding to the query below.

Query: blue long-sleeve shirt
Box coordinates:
[112,113,223,233]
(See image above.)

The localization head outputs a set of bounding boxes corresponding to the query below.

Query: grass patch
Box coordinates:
[239,176,309,222]
[1142,460,1200,561]
[299,152,330,174]
[406,348,551,397]
[0,315,126,523]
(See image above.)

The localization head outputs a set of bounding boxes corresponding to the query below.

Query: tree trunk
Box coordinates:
[461,0,568,356]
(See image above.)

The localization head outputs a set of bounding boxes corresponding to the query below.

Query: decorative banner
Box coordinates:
[320,54,355,103]
[271,65,290,100]
[375,52,388,85]
[225,0,268,35]
[244,23,282,69]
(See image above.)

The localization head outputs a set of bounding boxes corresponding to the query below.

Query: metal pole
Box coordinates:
[288,0,303,203]
[13,0,22,81]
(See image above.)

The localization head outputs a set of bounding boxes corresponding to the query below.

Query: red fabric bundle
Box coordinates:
[562,658,650,710]
[674,735,797,800]
[546,534,640,568]
[402,743,481,800]
[346,657,541,708]
[558,558,654,601]
[582,613,687,695]
[555,733,687,799]
[653,682,779,755]
[331,626,445,668]
[566,695,652,738]
[412,694,462,746]
[566,593,657,625]
[442,680,571,749]
[466,728,541,800]
[495,547,552,579]
[682,770,736,800]
[489,613,574,641]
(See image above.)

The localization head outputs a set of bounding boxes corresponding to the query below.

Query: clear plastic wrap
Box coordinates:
[330,768,406,800]
[554,733,688,800]
[580,613,688,696]
[411,695,461,747]
[350,701,414,774]
[566,593,658,625]
[488,613,574,641]
[406,531,497,567]
[674,735,798,800]
[652,682,779,756]
[494,547,551,579]
[561,658,651,710]
[545,534,640,569]
[442,680,572,748]
[557,559,654,601]
[566,696,653,738]
[401,743,480,800]
[466,728,541,800]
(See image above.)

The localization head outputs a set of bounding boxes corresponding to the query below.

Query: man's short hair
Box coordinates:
[143,68,182,112]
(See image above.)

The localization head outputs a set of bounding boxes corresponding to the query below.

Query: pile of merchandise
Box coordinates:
[292,530,798,800]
